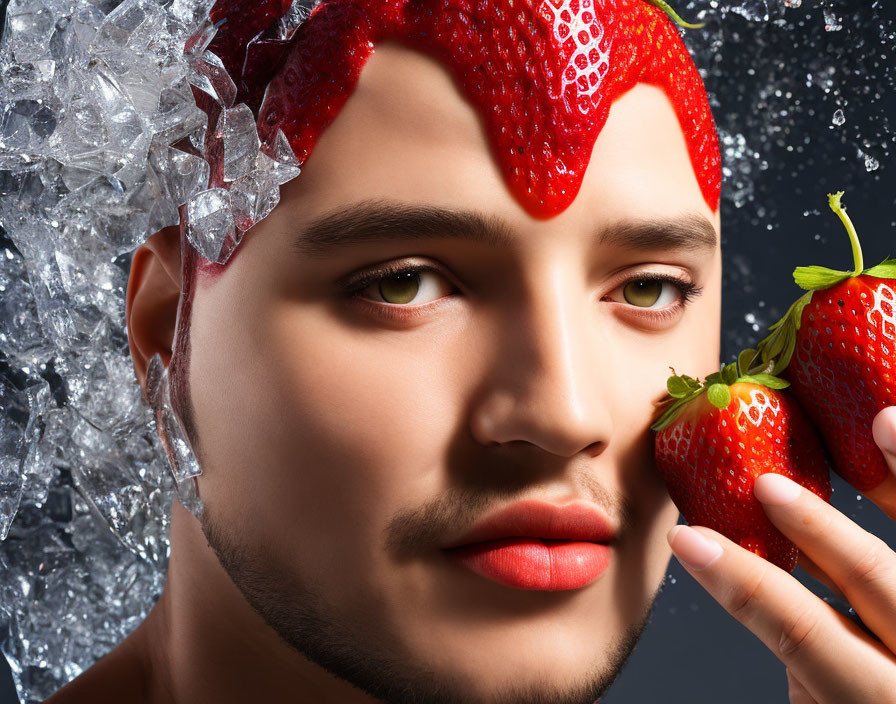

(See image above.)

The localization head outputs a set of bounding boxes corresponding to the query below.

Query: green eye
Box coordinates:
[623,279,664,307]
[379,272,420,304]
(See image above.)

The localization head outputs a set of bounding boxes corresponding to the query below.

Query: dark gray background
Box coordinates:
[1,0,895,702]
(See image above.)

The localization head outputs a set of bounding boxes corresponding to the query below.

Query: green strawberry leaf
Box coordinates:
[666,375,692,398]
[757,291,812,376]
[863,256,896,279]
[704,371,723,386]
[792,265,853,291]
[679,374,702,390]
[771,325,796,375]
[761,324,788,363]
[737,348,758,377]
[706,383,731,410]
[766,316,786,332]
[736,373,790,389]
[650,397,688,432]
[650,388,706,432]
[721,362,738,385]
[792,291,813,326]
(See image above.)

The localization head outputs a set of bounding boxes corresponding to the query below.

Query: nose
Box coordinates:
[469,262,615,459]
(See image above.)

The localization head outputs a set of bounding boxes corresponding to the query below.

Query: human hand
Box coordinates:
[666,406,896,704]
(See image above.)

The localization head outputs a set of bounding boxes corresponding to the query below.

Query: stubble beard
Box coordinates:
[200,506,658,704]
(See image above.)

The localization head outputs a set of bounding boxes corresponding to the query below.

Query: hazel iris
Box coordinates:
[380,272,420,304]
[623,279,663,307]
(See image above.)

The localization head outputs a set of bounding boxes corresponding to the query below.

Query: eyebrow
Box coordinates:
[290,198,718,257]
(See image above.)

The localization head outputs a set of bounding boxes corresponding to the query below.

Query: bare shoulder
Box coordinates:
[43,643,153,704]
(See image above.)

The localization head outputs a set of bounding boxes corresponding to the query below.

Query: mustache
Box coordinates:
[384,474,632,562]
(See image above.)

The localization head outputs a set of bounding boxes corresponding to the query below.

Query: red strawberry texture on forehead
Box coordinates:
[655,383,831,572]
[201,0,722,219]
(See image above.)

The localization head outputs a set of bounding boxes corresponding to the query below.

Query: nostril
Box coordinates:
[584,441,604,458]
[493,440,528,448]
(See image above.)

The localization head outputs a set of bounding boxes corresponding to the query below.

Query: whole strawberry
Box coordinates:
[756,191,896,492]
[651,357,832,572]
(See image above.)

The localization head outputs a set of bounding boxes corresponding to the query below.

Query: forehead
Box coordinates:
[277,42,715,242]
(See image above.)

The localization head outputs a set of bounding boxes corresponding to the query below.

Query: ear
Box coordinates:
[126,224,183,400]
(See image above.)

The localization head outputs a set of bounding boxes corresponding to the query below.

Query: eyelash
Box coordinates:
[342,262,703,323]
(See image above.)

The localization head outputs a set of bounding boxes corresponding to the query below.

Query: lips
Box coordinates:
[442,499,618,549]
[441,499,617,591]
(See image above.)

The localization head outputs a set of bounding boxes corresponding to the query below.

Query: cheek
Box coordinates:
[188,290,459,568]
[264,307,459,482]
[625,254,722,394]
[605,261,721,574]
[608,263,722,437]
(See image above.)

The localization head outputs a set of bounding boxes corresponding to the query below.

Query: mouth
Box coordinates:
[443,536,612,591]
[440,498,618,591]
[442,498,618,548]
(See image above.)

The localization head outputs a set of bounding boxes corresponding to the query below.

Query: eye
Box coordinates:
[605,274,701,311]
[345,262,456,306]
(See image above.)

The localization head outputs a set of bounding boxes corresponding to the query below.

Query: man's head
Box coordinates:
[126,2,722,702]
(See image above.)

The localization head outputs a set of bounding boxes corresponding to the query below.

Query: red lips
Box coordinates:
[442,500,617,591]
[442,499,617,549]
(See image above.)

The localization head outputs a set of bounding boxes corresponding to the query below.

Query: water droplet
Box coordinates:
[731,0,771,23]
[832,109,845,126]
[824,9,843,32]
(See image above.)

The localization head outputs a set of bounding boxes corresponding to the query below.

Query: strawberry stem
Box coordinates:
[828,191,863,275]
[644,0,706,28]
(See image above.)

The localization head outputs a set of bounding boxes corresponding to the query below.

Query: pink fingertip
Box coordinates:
[754,473,801,506]
[872,406,896,456]
[668,525,723,571]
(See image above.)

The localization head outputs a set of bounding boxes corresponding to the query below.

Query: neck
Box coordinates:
[134,498,380,704]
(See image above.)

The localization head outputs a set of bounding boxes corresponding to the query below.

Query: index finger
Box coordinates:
[755,472,896,654]
[668,524,896,704]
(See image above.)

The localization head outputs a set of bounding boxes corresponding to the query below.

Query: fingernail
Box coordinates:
[872,406,896,456]
[668,525,723,571]
[753,473,802,506]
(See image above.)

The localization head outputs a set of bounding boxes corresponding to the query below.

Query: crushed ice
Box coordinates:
[0,0,307,699]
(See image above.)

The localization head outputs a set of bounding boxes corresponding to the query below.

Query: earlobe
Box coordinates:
[126,224,183,399]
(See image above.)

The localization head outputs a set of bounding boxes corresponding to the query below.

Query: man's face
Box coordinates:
[185,42,722,703]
